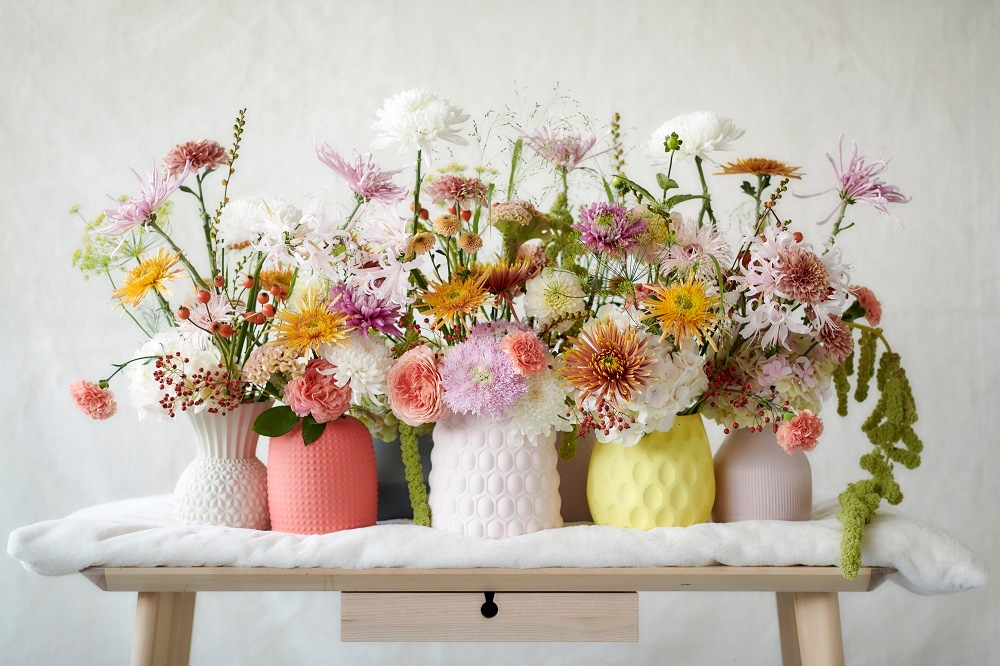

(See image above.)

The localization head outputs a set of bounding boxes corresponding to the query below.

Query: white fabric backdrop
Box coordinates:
[1,0,996,663]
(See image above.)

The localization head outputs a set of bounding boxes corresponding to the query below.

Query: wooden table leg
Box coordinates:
[791,592,844,666]
[776,592,802,666]
[131,591,196,666]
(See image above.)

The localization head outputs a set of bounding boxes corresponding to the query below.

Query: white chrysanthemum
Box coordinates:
[523,268,586,330]
[320,332,393,405]
[648,111,744,163]
[372,89,470,155]
[128,332,223,420]
[218,196,299,248]
[505,370,574,446]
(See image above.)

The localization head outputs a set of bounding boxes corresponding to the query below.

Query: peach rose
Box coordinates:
[387,346,445,427]
[776,410,824,454]
[70,380,117,420]
[500,330,548,377]
[850,285,882,327]
[283,358,352,423]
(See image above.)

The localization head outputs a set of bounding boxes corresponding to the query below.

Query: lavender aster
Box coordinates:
[440,334,527,420]
[573,202,647,256]
[329,283,403,337]
[316,143,406,204]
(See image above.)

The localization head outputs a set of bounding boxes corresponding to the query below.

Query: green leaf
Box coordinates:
[841,300,866,323]
[301,415,328,446]
[178,185,196,195]
[253,406,299,437]
[664,193,705,209]
[602,177,615,202]
[740,181,755,197]
[656,173,679,192]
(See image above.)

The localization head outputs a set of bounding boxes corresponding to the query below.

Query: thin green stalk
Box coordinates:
[105,268,151,337]
[412,150,423,236]
[148,220,209,290]
[506,139,523,200]
[843,320,893,354]
[195,175,218,277]
[827,199,851,247]
[695,156,717,228]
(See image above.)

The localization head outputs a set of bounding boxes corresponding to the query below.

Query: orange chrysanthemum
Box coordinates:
[416,273,490,330]
[111,248,183,308]
[717,157,803,179]
[643,278,721,345]
[258,266,295,301]
[475,258,535,301]
[559,318,657,405]
[272,293,351,355]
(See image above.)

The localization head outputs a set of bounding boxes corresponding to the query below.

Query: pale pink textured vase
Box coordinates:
[173,402,272,529]
[428,413,562,538]
[712,427,812,522]
[267,416,378,534]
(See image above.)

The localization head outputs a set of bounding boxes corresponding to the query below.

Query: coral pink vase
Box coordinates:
[267,415,378,534]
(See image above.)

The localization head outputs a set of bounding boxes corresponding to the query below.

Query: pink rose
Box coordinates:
[283,358,352,423]
[776,410,824,454]
[850,285,882,327]
[387,346,445,427]
[70,380,117,420]
[500,330,548,377]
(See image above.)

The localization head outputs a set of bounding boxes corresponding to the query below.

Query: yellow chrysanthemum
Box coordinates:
[272,292,350,355]
[643,278,720,344]
[259,266,295,300]
[716,158,803,179]
[417,273,490,330]
[111,248,183,308]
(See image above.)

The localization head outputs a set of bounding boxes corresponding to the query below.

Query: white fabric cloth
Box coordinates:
[7,495,988,596]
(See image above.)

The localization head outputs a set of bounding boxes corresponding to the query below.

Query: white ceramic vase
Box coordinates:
[173,402,272,529]
[428,412,562,538]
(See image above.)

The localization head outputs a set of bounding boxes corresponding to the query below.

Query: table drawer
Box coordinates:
[340,592,638,642]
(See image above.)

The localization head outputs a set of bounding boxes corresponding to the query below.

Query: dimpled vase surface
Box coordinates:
[587,414,715,529]
[428,412,562,538]
[712,426,812,522]
[267,415,378,534]
[173,402,272,530]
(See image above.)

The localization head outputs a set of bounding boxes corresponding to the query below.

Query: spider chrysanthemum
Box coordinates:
[643,278,721,345]
[111,248,183,308]
[416,273,490,330]
[559,318,657,405]
[272,293,351,355]
[717,157,803,179]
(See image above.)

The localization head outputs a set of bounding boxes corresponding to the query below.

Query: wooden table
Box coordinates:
[82,565,895,666]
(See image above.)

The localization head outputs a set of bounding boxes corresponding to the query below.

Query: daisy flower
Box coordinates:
[102,162,189,236]
[648,111,744,163]
[321,332,394,405]
[111,248,183,308]
[505,369,574,446]
[523,268,586,330]
[315,143,406,203]
[659,216,733,280]
[440,334,526,420]
[372,89,469,155]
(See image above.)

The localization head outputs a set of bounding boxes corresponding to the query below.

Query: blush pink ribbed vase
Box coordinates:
[712,427,812,522]
[267,416,378,534]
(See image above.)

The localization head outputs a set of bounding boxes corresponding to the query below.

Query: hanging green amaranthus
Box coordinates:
[399,422,431,527]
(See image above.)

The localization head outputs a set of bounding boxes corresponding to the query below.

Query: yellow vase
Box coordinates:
[587,414,715,529]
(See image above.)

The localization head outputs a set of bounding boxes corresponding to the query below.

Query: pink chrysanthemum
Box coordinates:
[316,143,406,203]
[424,174,489,208]
[574,202,647,256]
[440,334,526,420]
[524,125,596,172]
[517,242,549,278]
[102,162,189,236]
[850,286,882,326]
[817,317,854,363]
[328,283,403,338]
[776,246,830,305]
[163,140,227,178]
[70,380,117,420]
[776,410,824,453]
[660,217,733,280]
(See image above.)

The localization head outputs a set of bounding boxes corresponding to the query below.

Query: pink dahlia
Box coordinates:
[387,346,446,426]
[70,380,117,420]
[524,125,596,172]
[424,174,489,208]
[660,217,733,280]
[574,202,647,256]
[328,283,403,338]
[776,246,830,305]
[850,286,882,326]
[817,317,854,363]
[163,140,227,178]
[776,410,824,454]
[316,143,406,204]
[102,162,189,236]
[283,358,352,423]
[440,334,526,420]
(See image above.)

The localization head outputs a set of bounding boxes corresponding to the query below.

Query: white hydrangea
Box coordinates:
[128,332,223,420]
[523,268,587,331]
[372,89,469,155]
[505,370,574,446]
[320,333,393,405]
[648,111,744,163]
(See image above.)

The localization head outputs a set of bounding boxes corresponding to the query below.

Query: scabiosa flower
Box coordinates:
[102,161,189,236]
[505,369,574,446]
[523,268,586,330]
[850,286,882,326]
[659,216,733,280]
[524,125,596,172]
[457,231,483,253]
[316,143,406,203]
[440,334,527,420]
[328,282,403,338]
[560,318,657,405]
[372,89,470,155]
[573,202,647,256]
[817,317,854,363]
[163,140,227,178]
[409,232,436,255]
[70,380,117,420]
[648,111,744,163]
[432,213,461,236]
[424,174,489,208]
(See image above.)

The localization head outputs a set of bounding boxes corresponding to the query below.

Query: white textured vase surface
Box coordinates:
[428,413,562,538]
[712,427,812,522]
[174,402,272,529]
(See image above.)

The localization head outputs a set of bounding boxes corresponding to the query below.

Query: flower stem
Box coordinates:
[827,199,850,247]
[195,174,219,277]
[695,156,717,228]
[148,220,209,290]
[412,149,423,237]
[843,320,893,354]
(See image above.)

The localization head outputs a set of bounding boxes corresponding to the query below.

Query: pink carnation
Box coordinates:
[850,286,882,326]
[387,346,446,427]
[70,380,117,420]
[283,358,352,423]
[776,410,824,454]
[500,330,548,378]
[163,140,227,178]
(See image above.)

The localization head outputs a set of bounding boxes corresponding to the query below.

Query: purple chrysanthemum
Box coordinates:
[524,126,596,172]
[329,283,403,338]
[101,161,189,236]
[316,142,406,204]
[573,202,647,256]
[440,334,526,420]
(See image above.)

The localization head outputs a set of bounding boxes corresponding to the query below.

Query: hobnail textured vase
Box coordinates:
[374,432,433,521]
[267,415,378,534]
[173,402,272,529]
[557,431,596,523]
[587,414,715,529]
[428,413,562,538]
[712,427,812,522]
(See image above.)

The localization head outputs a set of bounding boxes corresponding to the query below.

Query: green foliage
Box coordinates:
[253,405,299,437]
[400,423,431,527]
[300,415,327,446]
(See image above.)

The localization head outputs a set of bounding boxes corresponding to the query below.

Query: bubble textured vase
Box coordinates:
[428,413,562,538]
[267,415,378,534]
[173,402,272,529]
[587,414,715,529]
